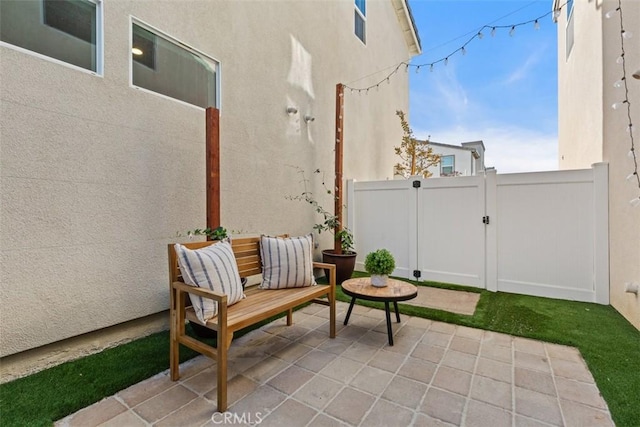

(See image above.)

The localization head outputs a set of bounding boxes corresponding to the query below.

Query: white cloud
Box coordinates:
[503,44,547,85]
[413,124,558,173]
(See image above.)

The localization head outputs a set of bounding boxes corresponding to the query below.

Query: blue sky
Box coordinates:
[407,0,559,173]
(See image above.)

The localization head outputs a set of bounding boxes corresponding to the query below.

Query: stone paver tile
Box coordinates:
[368,349,405,373]
[299,314,329,331]
[320,356,364,383]
[347,314,383,330]
[337,325,369,341]
[261,335,294,355]
[300,304,325,315]
[514,351,551,373]
[258,398,317,427]
[413,413,458,426]
[395,324,427,340]
[155,397,215,427]
[227,355,264,374]
[515,387,563,426]
[243,356,289,383]
[514,415,558,427]
[295,349,338,372]
[358,330,389,348]
[419,387,466,426]
[475,357,512,383]
[433,366,472,397]
[385,333,419,354]
[449,336,480,355]
[183,368,219,395]
[550,358,594,383]
[99,410,146,427]
[514,337,546,356]
[422,331,453,347]
[441,349,477,373]
[177,356,216,379]
[412,343,446,364]
[362,398,415,427]
[134,385,197,423]
[555,377,608,409]
[483,331,513,348]
[430,322,457,334]
[228,384,287,415]
[560,399,615,427]
[267,365,314,395]
[275,342,313,362]
[324,387,376,426]
[455,325,484,340]
[318,337,353,355]
[60,397,127,427]
[307,413,348,427]
[382,375,428,409]
[398,357,437,384]
[274,325,311,341]
[351,304,374,315]
[341,341,379,363]
[203,375,259,408]
[293,376,343,409]
[407,316,433,329]
[515,367,556,396]
[545,343,582,363]
[297,330,329,347]
[349,366,394,395]
[480,343,512,363]
[470,375,512,410]
[464,399,512,427]
[117,373,175,408]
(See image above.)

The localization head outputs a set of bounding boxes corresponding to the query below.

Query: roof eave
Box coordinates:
[391,0,422,56]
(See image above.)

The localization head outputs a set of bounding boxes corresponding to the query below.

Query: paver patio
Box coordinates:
[56,301,613,427]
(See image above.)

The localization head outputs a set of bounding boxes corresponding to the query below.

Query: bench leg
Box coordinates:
[329,292,336,338]
[169,310,179,380]
[287,309,293,326]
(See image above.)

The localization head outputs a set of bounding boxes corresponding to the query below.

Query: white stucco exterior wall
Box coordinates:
[555,0,640,329]
[0,0,418,359]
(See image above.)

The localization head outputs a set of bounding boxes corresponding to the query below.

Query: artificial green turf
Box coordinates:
[2,277,639,426]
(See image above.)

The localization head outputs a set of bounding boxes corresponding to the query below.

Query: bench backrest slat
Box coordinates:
[168,235,287,284]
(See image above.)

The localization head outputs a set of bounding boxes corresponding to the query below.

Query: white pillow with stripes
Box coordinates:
[259,234,317,289]
[174,239,245,324]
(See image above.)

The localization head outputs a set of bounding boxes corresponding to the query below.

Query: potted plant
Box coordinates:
[288,167,357,284]
[364,249,396,287]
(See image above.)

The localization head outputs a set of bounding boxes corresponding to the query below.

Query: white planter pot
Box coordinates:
[371,274,388,287]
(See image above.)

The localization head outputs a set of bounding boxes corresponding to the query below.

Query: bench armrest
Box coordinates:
[171,281,228,304]
[313,262,337,287]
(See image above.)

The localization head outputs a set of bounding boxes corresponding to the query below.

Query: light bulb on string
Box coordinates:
[612,100,628,109]
[626,124,635,133]
[430,64,434,72]
[534,20,540,30]
[629,149,636,159]
[509,26,516,36]
[477,31,484,39]
[461,47,466,56]
[416,66,420,74]
[616,55,624,65]
[553,10,561,20]
[386,77,390,84]
[622,30,633,39]
[444,57,449,66]
[613,78,625,88]
[605,8,619,19]
[491,27,496,37]
[630,197,640,208]
[626,172,638,181]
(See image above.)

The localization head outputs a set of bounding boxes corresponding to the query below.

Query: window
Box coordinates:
[566,0,575,59]
[441,155,455,176]
[355,0,366,44]
[131,21,219,109]
[0,0,101,73]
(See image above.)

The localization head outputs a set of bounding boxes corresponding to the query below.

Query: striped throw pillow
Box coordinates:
[259,234,317,289]
[175,239,245,324]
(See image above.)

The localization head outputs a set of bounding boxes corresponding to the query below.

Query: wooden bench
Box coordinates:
[168,236,336,412]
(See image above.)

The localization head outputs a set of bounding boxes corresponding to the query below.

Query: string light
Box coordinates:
[611,0,640,206]
[342,6,558,93]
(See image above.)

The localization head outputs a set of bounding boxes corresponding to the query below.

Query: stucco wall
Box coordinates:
[0,0,414,358]
[556,0,640,329]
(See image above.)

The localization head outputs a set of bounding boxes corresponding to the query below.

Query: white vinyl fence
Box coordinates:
[347,163,609,304]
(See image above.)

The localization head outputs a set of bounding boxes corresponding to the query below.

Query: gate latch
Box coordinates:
[482,216,490,225]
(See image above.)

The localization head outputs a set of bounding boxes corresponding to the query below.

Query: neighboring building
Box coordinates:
[552,0,640,329]
[421,140,486,177]
[0,0,421,373]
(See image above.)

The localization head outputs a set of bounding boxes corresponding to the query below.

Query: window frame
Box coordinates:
[129,17,221,110]
[441,155,455,176]
[565,0,575,59]
[354,0,366,44]
[0,0,103,76]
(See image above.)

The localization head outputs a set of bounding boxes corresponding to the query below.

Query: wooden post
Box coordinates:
[206,107,221,236]
[334,84,345,254]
